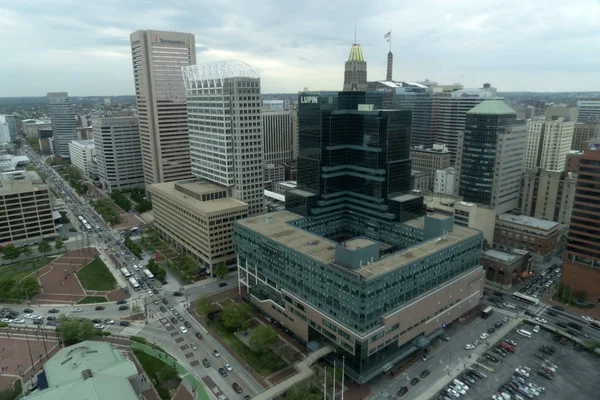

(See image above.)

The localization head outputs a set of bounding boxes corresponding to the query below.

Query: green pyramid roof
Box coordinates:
[467,100,516,115]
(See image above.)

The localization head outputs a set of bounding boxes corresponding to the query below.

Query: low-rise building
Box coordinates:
[493,214,560,263]
[434,167,455,195]
[410,170,430,191]
[564,150,582,173]
[149,179,248,274]
[482,248,532,289]
[22,119,52,139]
[264,163,286,191]
[520,169,577,224]
[24,341,139,400]
[274,180,297,195]
[0,171,56,244]
[68,140,95,177]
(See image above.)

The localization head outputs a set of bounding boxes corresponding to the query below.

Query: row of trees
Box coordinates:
[146,259,167,282]
[60,165,88,195]
[91,197,122,225]
[124,237,142,258]
[131,188,153,213]
[110,190,132,211]
[0,276,41,300]
[57,316,97,345]
[0,240,64,262]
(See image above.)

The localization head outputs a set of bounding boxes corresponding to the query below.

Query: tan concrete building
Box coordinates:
[0,171,56,244]
[520,169,577,224]
[410,144,451,191]
[149,179,248,274]
[22,119,51,139]
[130,30,195,187]
[423,194,497,245]
[524,117,575,172]
[410,170,430,191]
[493,214,560,263]
[564,150,582,173]
[572,121,600,152]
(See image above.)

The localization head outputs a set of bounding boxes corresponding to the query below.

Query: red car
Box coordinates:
[195,332,203,340]
[397,386,409,396]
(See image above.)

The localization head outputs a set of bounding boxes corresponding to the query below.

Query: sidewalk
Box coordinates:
[415,317,523,400]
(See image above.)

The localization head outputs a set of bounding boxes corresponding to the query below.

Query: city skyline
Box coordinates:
[2,0,600,97]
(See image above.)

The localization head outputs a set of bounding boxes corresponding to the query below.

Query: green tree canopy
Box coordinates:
[20,277,41,298]
[249,324,278,353]
[1,245,21,262]
[21,247,32,257]
[38,241,52,254]
[195,295,214,317]
[221,302,251,330]
[54,237,65,250]
[157,364,178,383]
[58,317,95,345]
[212,263,229,278]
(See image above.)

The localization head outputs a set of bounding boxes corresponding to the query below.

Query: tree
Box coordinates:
[77,320,95,341]
[241,321,252,335]
[21,247,33,258]
[58,316,80,345]
[195,295,214,317]
[249,324,278,353]
[285,376,322,400]
[157,364,178,383]
[54,237,65,251]
[212,263,229,278]
[38,241,52,255]
[20,277,41,298]
[221,301,251,330]
[1,245,21,262]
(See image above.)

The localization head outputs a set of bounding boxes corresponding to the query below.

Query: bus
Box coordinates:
[81,219,88,225]
[128,277,140,291]
[142,268,154,280]
[512,292,540,306]
[77,215,84,222]
[482,306,494,319]
[590,320,600,331]
[84,223,92,231]
[120,268,131,278]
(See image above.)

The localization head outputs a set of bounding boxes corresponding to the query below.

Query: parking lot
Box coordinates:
[442,322,600,399]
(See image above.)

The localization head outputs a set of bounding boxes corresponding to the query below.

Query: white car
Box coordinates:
[582,316,593,322]
[472,340,481,347]
[71,308,83,313]
[451,385,467,396]
[147,290,153,296]
[1,318,13,323]
[535,317,547,324]
[104,319,115,325]
[94,324,104,329]
[445,388,460,398]
[191,344,198,350]
[24,314,33,319]
[464,344,476,350]
[515,368,530,377]
[179,326,188,334]
[533,325,540,333]
[224,362,233,371]
[31,315,42,320]
[480,333,489,340]
[12,318,25,324]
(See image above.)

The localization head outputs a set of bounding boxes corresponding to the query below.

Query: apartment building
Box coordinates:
[520,169,577,224]
[68,140,95,177]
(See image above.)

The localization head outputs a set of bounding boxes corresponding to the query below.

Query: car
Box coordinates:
[92,319,102,324]
[195,332,203,340]
[533,325,540,333]
[463,375,475,384]
[538,369,554,380]
[95,306,105,311]
[213,349,220,357]
[515,368,529,377]
[202,358,211,367]
[104,319,115,325]
[184,321,191,328]
[33,319,43,325]
[173,292,184,297]
[23,308,34,313]
[219,282,228,287]
[420,369,430,378]
[191,344,198,350]
[445,388,460,399]
[224,362,233,371]
[12,318,25,324]
[464,344,475,350]
[488,327,496,334]
[450,385,466,396]
[551,305,564,311]
[23,314,33,319]
[118,305,129,311]
[535,317,547,324]
[170,317,178,324]
[524,310,536,317]
[147,290,153,297]
[48,308,59,313]
[506,339,518,346]
[46,316,56,321]
[480,333,489,340]
[485,354,499,363]
[152,288,159,295]
[232,382,243,393]
[421,354,431,362]
[159,306,167,312]
[494,321,503,329]
[94,324,104,329]
[119,321,131,326]
[556,321,567,328]
[218,367,228,377]
[116,300,127,305]
[162,298,168,305]
[546,310,558,317]
[46,320,56,326]
[397,386,409,396]
[492,348,506,357]
[410,377,419,385]
[71,308,82,313]
[177,315,184,321]
[153,300,159,305]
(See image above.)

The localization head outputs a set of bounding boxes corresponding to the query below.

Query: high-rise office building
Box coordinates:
[343,44,367,91]
[68,140,95,177]
[262,111,294,165]
[572,121,600,152]
[562,138,600,303]
[396,82,435,147]
[92,117,145,192]
[233,90,484,383]
[129,30,195,186]
[0,171,56,244]
[0,117,10,144]
[47,92,77,158]
[577,99,600,122]
[523,117,575,172]
[520,169,577,224]
[0,115,16,141]
[456,100,527,213]
[430,86,496,163]
[182,60,264,216]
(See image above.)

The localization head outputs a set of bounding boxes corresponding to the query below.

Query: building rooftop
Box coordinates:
[238,210,480,281]
[342,237,377,251]
[498,214,559,231]
[24,341,138,400]
[69,140,95,148]
[150,181,247,215]
[483,249,520,263]
[347,44,364,62]
[0,171,44,192]
[468,100,516,115]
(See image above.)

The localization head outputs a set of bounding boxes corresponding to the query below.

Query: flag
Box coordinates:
[384,31,391,42]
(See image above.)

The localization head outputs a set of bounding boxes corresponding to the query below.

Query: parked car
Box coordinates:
[162,298,168,305]
[410,377,419,385]
[120,321,131,326]
[397,386,409,396]
[213,349,220,357]
[184,321,192,328]
[116,300,127,305]
[118,305,129,311]
[218,367,227,377]
[196,332,203,340]
[202,358,211,367]
[48,309,59,313]
[420,369,430,378]
[95,306,105,311]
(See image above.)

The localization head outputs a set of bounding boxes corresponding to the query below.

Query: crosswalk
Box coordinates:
[120,323,144,336]
[492,307,518,318]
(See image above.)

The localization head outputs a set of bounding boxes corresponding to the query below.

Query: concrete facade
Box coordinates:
[410,144,451,191]
[92,116,145,192]
[47,92,77,157]
[0,171,56,244]
[149,179,248,273]
[262,111,294,165]
[564,150,582,173]
[22,119,51,139]
[264,163,285,191]
[494,214,560,263]
[576,99,600,122]
[434,167,455,195]
[68,140,95,177]
[524,117,575,172]
[572,121,600,152]
[410,170,430,191]
[520,169,577,224]
[482,248,532,289]
[130,30,195,186]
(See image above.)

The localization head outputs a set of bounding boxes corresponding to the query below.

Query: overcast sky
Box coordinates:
[1,0,599,96]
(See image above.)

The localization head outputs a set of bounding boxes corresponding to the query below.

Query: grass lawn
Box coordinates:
[77,296,107,304]
[209,319,286,375]
[133,349,181,400]
[76,257,117,291]
[0,256,55,281]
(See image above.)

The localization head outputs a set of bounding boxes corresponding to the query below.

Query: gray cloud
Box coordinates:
[0,0,599,96]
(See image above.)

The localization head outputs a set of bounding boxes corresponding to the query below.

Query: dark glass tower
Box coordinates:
[288,91,421,233]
